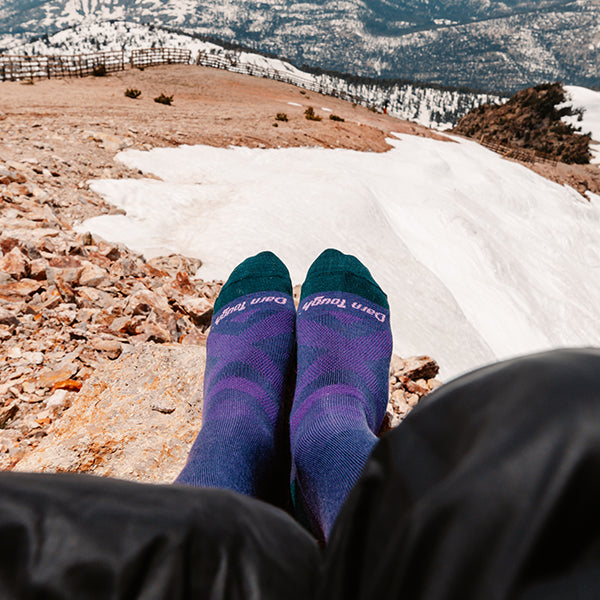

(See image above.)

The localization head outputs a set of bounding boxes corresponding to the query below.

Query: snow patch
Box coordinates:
[79,135,600,380]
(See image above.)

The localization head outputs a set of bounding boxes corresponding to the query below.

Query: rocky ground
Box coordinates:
[1,65,444,478]
[3,65,596,480]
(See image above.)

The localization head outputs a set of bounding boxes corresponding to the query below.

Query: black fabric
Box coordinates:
[320,348,600,600]
[3,348,600,599]
[0,473,320,600]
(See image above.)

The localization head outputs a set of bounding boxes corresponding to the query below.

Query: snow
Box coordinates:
[79,134,600,381]
[564,86,600,140]
[564,85,600,164]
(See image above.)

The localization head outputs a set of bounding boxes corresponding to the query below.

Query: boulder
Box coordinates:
[14,343,206,484]
[0,247,30,280]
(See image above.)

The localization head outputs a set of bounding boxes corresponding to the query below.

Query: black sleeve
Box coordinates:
[321,348,600,600]
[0,472,321,600]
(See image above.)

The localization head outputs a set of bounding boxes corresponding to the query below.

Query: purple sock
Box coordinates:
[176,252,295,507]
[290,249,393,541]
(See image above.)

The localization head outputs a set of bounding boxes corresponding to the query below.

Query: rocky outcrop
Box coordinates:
[12,343,438,481]
[14,343,205,483]
[454,82,591,165]
[0,159,221,469]
[383,354,441,431]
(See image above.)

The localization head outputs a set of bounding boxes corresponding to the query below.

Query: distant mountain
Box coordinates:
[0,0,598,92]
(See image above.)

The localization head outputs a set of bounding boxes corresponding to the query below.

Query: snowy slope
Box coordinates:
[78,134,600,380]
[564,86,600,164]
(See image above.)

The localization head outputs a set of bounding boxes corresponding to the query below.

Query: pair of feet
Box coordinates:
[176,249,393,542]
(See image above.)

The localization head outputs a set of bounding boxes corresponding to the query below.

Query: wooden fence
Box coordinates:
[0,51,125,81]
[131,48,192,68]
[479,135,558,167]
[196,51,365,106]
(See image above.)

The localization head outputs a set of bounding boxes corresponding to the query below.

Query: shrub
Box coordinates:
[329,114,345,122]
[304,106,322,121]
[125,88,142,99]
[275,112,288,122]
[92,64,107,77]
[154,93,174,106]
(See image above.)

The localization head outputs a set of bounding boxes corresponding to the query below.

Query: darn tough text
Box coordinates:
[215,296,289,325]
[301,296,387,322]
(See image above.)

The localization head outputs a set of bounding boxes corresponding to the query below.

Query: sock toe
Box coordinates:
[300,248,388,308]
[214,251,293,314]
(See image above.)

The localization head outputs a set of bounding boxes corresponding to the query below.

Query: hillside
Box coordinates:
[454,82,592,164]
[0,65,444,473]
[2,20,505,130]
[0,0,598,91]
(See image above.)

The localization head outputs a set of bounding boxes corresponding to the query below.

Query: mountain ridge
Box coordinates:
[0,0,598,92]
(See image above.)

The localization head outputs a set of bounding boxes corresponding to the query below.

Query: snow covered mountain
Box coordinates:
[0,0,598,92]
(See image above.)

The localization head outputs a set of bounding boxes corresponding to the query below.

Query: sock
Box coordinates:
[176,251,296,508]
[290,249,393,541]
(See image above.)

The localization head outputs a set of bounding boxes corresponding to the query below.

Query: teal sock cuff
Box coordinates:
[300,249,389,309]
[214,251,293,314]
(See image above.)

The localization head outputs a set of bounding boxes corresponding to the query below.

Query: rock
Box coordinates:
[389,354,406,374]
[90,337,123,359]
[148,254,202,277]
[13,343,206,483]
[392,355,439,381]
[428,379,443,391]
[46,255,83,284]
[125,289,172,317]
[405,379,429,396]
[0,238,20,255]
[22,352,44,366]
[179,329,208,345]
[45,389,69,410]
[0,307,20,328]
[0,405,19,428]
[140,321,171,343]
[35,363,80,389]
[176,296,213,327]
[150,401,176,414]
[51,380,83,392]
[0,168,26,185]
[29,258,49,280]
[76,232,94,246]
[0,272,14,285]
[78,261,108,287]
[97,241,121,261]
[109,315,143,336]
[0,247,30,280]
[0,279,43,299]
[406,393,420,407]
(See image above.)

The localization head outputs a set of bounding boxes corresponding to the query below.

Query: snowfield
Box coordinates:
[564,85,600,164]
[79,133,600,380]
